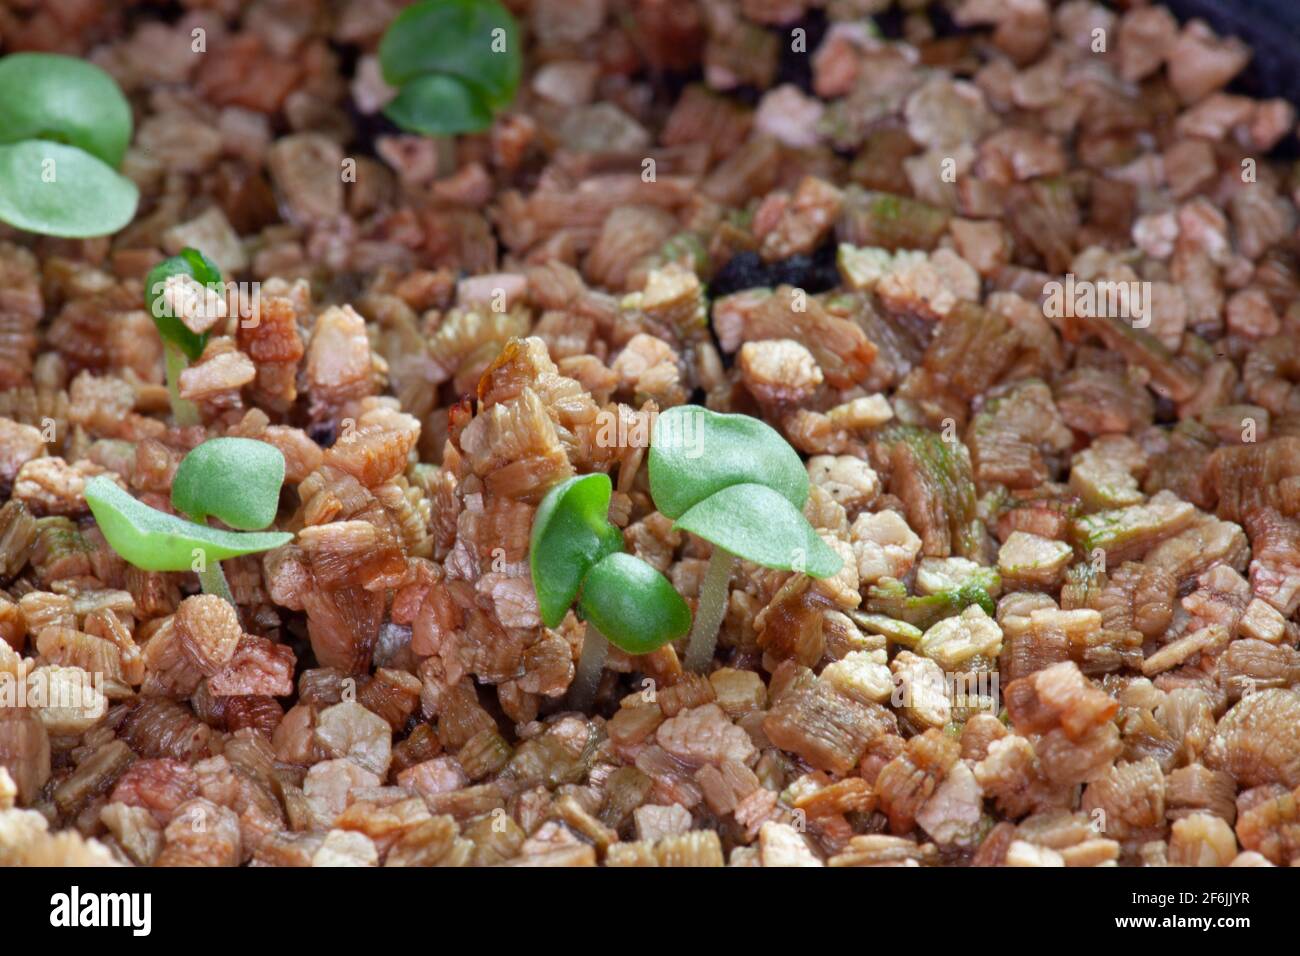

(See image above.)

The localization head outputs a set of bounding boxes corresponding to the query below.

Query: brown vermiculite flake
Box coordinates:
[174,594,242,677]
[1,0,1299,870]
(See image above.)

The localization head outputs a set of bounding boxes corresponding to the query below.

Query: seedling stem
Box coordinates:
[569,625,610,711]
[180,501,236,604]
[436,136,456,178]
[163,340,201,427]
[683,546,735,673]
[197,561,235,605]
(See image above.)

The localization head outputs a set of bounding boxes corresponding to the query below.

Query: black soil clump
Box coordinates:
[708,242,840,298]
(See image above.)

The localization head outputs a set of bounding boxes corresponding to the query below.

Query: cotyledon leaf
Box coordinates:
[382,72,495,137]
[0,140,137,239]
[649,405,809,520]
[578,552,692,655]
[529,473,625,628]
[673,482,843,578]
[171,437,286,531]
[85,476,293,573]
[0,53,133,166]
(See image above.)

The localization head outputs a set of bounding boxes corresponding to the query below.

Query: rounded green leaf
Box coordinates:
[649,405,809,519]
[0,53,132,166]
[674,483,843,578]
[0,140,138,238]
[382,73,494,137]
[378,0,521,110]
[530,474,625,628]
[144,247,224,361]
[578,552,691,655]
[172,437,286,530]
[85,476,293,573]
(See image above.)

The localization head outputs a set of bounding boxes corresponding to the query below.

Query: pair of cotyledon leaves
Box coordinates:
[530,472,690,655]
[378,0,521,136]
[530,406,842,654]
[85,438,292,573]
[0,53,138,237]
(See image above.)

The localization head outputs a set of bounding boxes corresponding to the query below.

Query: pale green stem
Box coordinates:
[684,547,735,673]
[184,508,235,606]
[568,624,609,711]
[197,561,235,605]
[163,341,201,427]
[435,136,456,179]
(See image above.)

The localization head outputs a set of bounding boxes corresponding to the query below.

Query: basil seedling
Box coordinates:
[378,0,521,136]
[531,473,691,709]
[0,53,137,237]
[86,438,291,605]
[649,405,842,672]
[144,247,225,427]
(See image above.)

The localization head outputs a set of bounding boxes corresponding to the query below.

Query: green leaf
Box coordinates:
[85,476,293,573]
[0,141,137,238]
[673,483,843,578]
[0,53,132,167]
[382,73,495,137]
[530,474,625,628]
[578,552,691,655]
[649,405,809,519]
[144,247,224,361]
[378,0,521,111]
[171,437,286,531]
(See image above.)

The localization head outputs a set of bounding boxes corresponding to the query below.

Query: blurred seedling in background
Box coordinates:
[0,53,138,237]
[86,438,292,605]
[378,0,521,139]
[145,247,225,426]
[530,473,691,710]
[649,405,842,672]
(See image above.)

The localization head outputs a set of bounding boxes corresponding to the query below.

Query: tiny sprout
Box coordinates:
[145,247,224,426]
[0,53,138,237]
[377,0,521,137]
[85,438,292,605]
[530,473,690,710]
[649,405,842,672]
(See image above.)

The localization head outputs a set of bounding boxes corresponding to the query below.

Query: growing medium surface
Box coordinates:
[1,0,1299,870]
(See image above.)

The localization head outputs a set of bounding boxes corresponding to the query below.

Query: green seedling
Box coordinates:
[530,473,691,710]
[378,0,521,137]
[0,53,137,237]
[144,247,224,427]
[649,405,842,672]
[86,438,291,604]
